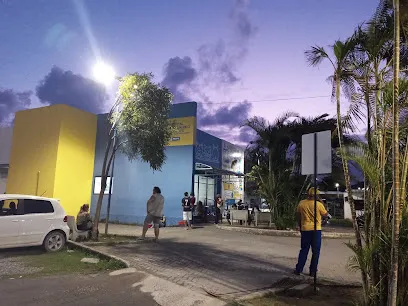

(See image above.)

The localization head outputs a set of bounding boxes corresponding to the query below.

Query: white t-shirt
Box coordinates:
[147,193,164,217]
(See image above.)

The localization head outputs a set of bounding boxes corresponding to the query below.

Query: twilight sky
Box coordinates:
[0,0,378,144]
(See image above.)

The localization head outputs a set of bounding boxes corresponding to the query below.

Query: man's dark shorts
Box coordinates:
[144,214,161,228]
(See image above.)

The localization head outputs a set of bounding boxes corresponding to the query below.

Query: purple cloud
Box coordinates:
[0,89,32,124]
[36,66,108,114]
[161,0,256,137]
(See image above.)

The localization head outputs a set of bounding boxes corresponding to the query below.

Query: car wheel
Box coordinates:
[43,231,66,252]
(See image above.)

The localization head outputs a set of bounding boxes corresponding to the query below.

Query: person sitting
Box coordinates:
[76,204,93,231]
[7,202,17,215]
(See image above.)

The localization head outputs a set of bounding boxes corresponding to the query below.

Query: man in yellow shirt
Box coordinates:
[294,187,328,277]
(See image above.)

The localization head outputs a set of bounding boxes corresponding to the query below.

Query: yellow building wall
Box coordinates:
[168,116,197,146]
[6,104,97,218]
[53,105,97,217]
[6,107,61,197]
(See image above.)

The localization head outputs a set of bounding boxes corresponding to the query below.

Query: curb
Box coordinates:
[216,225,355,239]
[82,239,154,247]
[67,240,130,268]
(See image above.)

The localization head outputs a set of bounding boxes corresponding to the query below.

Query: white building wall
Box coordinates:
[0,169,7,194]
[0,127,13,165]
[0,127,13,193]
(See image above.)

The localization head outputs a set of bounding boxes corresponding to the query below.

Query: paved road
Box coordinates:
[0,272,158,306]
[95,224,360,299]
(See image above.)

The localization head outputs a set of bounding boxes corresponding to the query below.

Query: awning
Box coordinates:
[194,163,245,177]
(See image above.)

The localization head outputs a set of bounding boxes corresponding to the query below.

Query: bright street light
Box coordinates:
[335,183,339,188]
[92,61,115,86]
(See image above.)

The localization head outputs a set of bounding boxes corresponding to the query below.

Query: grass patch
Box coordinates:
[9,247,125,278]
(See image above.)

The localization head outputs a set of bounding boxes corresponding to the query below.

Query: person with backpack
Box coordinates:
[182,192,193,230]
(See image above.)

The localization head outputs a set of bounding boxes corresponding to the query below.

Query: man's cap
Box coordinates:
[308,187,320,196]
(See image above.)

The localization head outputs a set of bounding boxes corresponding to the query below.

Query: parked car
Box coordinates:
[0,194,70,252]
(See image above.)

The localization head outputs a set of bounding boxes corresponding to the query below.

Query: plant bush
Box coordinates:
[275,215,296,230]
[329,218,354,227]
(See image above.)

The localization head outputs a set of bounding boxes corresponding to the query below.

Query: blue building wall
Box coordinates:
[91,102,197,225]
[195,130,222,169]
[195,130,223,194]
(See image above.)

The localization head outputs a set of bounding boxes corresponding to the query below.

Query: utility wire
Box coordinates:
[188,95,330,105]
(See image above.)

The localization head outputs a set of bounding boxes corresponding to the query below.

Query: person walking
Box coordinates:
[294,187,328,277]
[141,186,164,241]
[182,192,193,229]
[190,192,196,223]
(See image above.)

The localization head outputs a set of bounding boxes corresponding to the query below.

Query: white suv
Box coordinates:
[0,194,70,252]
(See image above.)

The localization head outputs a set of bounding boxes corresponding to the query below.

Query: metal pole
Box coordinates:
[36,171,40,196]
[313,132,318,293]
[105,132,116,235]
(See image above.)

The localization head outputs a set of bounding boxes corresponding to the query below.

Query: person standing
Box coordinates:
[182,192,193,229]
[294,187,328,277]
[190,192,196,223]
[141,186,164,241]
[215,195,224,224]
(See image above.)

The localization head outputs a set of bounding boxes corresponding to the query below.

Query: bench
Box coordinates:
[230,210,248,226]
[67,216,90,241]
[254,211,273,227]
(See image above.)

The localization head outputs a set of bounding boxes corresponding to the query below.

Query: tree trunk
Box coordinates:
[335,77,369,299]
[388,0,401,304]
[92,133,114,240]
[365,78,372,151]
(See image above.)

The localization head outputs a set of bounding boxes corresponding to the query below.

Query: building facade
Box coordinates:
[0,127,13,194]
[3,102,244,225]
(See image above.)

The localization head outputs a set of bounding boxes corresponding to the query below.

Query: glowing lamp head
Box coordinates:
[93,61,115,86]
[335,183,340,188]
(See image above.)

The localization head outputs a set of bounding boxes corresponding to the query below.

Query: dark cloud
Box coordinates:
[162,56,197,102]
[36,66,108,114]
[238,126,256,144]
[200,101,252,128]
[161,0,256,135]
[0,89,32,124]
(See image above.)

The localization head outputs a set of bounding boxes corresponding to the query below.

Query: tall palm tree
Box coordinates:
[305,39,368,293]
[389,0,401,304]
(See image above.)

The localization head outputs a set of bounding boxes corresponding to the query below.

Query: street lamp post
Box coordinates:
[92,61,116,235]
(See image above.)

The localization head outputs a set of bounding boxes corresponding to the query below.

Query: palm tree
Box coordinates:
[244,112,298,181]
[305,40,368,293]
[243,112,300,224]
[389,0,401,304]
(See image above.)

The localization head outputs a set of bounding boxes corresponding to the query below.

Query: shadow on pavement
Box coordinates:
[0,246,46,258]
[103,237,297,298]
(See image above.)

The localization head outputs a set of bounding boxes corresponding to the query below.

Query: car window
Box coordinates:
[23,199,54,214]
[0,199,20,216]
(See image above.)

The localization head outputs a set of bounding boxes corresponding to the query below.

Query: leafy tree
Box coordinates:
[92,73,174,239]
